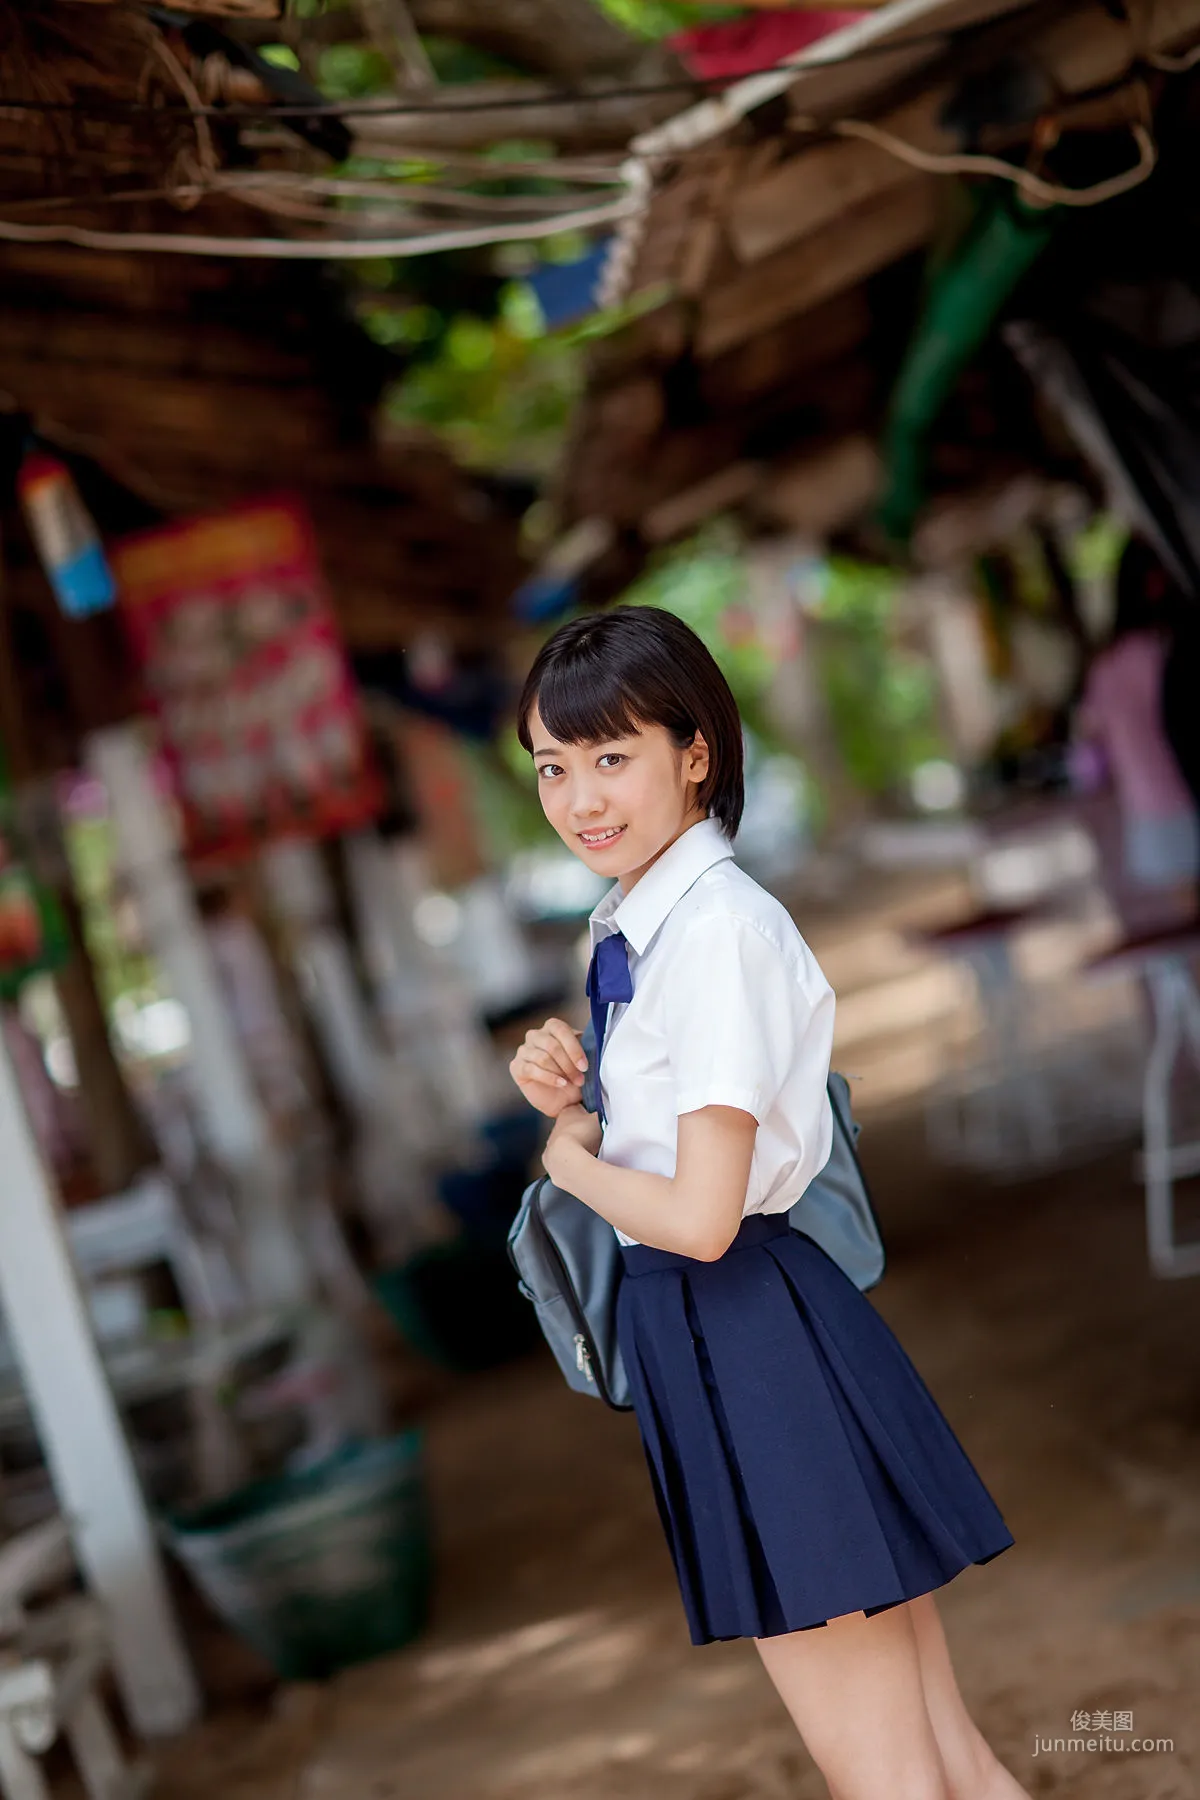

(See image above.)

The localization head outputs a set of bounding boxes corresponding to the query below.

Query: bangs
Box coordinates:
[526,653,648,749]
[514,604,745,837]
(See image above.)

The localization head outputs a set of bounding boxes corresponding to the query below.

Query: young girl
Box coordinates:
[509,605,1028,1800]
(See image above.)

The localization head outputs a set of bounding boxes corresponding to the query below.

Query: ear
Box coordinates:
[687,731,711,786]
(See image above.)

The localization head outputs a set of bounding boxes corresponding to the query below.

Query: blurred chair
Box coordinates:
[65,1168,229,1326]
[908,906,1063,1177]
[1084,925,1200,1278]
[0,1516,151,1800]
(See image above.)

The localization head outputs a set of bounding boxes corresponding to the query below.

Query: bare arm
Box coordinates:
[543,1102,758,1262]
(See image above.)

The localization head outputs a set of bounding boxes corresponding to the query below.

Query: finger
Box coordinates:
[526,1027,585,1083]
[515,1049,570,1089]
[542,1018,589,1073]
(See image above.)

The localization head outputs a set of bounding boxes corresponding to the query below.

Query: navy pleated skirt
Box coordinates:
[616,1213,1014,1646]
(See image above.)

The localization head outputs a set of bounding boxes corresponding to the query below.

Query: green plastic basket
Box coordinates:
[163,1432,432,1680]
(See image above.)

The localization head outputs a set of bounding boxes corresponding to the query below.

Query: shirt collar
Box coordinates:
[587,816,735,956]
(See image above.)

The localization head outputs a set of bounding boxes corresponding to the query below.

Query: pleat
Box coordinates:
[618,1271,765,1638]
[687,1237,910,1626]
[615,1221,1014,1645]
[765,1235,1013,1571]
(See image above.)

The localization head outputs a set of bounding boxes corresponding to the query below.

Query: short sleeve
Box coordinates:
[663,914,829,1123]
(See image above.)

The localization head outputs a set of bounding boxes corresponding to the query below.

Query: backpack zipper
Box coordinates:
[511,1176,629,1410]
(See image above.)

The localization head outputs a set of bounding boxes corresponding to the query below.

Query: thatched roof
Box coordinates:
[557,0,1200,558]
[0,2,529,681]
[0,236,528,652]
[0,1,637,257]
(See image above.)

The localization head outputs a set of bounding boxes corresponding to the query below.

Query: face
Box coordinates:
[528,701,710,889]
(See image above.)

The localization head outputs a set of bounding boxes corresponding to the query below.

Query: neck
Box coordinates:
[619,811,709,892]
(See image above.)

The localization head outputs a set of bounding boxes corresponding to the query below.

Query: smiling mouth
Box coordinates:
[577,825,626,847]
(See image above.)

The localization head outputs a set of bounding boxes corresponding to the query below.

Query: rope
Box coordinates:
[0,189,641,260]
[789,114,1159,209]
[136,20,218,206]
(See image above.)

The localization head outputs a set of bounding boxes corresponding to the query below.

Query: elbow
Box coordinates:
[688,1226,737,1263]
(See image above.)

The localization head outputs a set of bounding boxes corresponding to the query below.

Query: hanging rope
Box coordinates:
[787,113,1159,210]
[0,189,641,259]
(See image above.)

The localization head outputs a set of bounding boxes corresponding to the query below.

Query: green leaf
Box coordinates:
[595,0,741,39]
[318,43,393,99]
[258,43,301,71]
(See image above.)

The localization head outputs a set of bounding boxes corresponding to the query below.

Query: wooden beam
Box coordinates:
[643,462,763,543]
[64,0,282,15]
[590,348,875,530]
[698,287,872,411]
[756,434,882,535]
[697,177,937,360]
[403,0,685,85]
[730,87,953,265]
[350,76,692,154]
[732,0,1200,270]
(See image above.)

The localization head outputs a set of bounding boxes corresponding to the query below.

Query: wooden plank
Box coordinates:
[730,87,953,264]
[697,177,937,360]
[699,287,872,411]
[602,351,874,530]
[644,463,762,543]
[64,0,281,15]
[0,312,311,385]
[0,1519,72,1619]
[758,434,882,534]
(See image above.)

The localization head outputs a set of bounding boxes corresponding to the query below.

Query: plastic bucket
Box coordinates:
[163,1432,431,1679]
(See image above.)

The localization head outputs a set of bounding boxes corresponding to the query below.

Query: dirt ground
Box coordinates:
[147,874,1200,1800]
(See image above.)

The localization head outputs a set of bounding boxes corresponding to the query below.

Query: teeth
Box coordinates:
[581,826,623,843]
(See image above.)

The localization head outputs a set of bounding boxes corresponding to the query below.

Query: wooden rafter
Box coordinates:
[62,0,282,17]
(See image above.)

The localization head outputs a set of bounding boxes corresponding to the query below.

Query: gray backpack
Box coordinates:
[506,1025,884,1411]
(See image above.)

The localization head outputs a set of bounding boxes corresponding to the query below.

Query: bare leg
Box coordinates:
[907,1593,1031,1800]
[754,1605,951,1800]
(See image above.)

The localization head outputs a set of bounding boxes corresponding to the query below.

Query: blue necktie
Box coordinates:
[585,929,633,1126]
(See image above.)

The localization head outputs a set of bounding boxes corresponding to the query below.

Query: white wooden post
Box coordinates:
[260,839,383,1118]
[387,836,505,1129]
[87,727,310,1309]
[261,839,447,1259]
[0,1029,200,1739]
[340,830,459,1158]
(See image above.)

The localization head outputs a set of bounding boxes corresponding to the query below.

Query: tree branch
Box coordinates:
[358,0,438,87]
[236,0,689,88]
[403,0,682,83]
[347,76,692,154]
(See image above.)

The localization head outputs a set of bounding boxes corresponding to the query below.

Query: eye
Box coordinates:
[598,753,625,768]
[536,763,562,779]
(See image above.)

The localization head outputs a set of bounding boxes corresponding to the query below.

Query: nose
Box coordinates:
[566,778,607,826]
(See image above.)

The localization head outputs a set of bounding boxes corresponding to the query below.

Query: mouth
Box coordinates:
[577,824,627,850]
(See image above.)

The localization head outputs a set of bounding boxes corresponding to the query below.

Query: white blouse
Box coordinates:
[587,815,836,1247]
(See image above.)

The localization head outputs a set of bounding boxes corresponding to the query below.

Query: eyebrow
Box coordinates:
[531,736,631,758]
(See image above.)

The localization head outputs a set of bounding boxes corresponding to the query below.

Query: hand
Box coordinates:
[543,1101,602,1184]
[509,1016,589,1119]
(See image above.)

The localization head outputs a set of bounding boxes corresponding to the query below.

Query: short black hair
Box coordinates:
[515,604,745,839]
